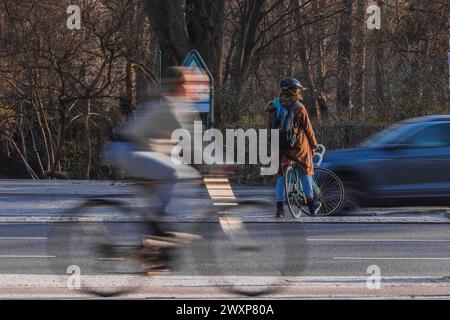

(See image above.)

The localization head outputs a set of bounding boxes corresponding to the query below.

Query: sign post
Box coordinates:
[181,50,214,128]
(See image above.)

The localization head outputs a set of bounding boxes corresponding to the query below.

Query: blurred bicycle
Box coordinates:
[47,168,295,297]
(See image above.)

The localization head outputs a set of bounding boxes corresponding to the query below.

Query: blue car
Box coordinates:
[321,115,450,209]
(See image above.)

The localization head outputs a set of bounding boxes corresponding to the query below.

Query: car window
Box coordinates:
[361,123,413,147]
[405,123,450,148]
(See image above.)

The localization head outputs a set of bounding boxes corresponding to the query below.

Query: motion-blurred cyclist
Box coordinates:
[104,67,207,233]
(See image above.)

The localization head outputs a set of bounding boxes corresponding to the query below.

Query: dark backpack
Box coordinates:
[271,98,299,150]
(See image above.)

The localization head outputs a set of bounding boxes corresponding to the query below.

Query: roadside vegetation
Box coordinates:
[0,0,448,180]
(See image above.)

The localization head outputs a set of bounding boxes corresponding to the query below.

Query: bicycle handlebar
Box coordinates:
[313,144,326,167]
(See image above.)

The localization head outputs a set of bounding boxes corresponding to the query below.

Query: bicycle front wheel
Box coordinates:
[284,165,304,219]
[193,198,293,297]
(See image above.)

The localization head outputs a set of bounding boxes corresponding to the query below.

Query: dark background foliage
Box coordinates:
[0,0,448,180]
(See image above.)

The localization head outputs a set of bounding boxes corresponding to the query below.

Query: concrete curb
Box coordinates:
[0,214,449,224]
[0,275,448,288]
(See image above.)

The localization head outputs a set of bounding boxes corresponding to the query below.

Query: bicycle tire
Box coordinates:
[306,167,345,216]
[284,165,304,219]
[47,199,155,297]
[193,198,296,297]
[285,166,345,217]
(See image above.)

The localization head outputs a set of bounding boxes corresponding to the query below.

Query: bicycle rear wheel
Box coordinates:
[308,167,345,216]
[193,198,295,297]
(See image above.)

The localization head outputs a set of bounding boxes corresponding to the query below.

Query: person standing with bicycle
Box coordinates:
[266,77,322,218]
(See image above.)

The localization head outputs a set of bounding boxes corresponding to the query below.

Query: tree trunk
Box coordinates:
[122,60,134,116]
[299,34,320,120]
[296,0,320,120]
[186,0,225,87]
[374,0,385,108]
[49,108,66,179]
[81,99,91,179]
[353,0,367,115]
[313,0,327,119]
[336,0,353,112]
[229,1,264,95]
[142,0,191,70]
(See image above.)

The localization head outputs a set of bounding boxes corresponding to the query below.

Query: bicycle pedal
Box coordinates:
[166,232,202,242]
[143,239,177,248]
[146,264,171,276]
[147,269,170,277]
[147,233,201,245]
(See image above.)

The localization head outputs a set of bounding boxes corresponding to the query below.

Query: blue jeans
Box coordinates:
[276,174,313,202]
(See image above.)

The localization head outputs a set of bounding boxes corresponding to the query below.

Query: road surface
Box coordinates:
[0,180,449,299]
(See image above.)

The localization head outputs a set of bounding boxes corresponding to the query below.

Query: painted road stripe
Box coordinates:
[0,255,56,258]
[0,237,47,240]
[203,178,231,183]
[309,238,450,242]
[334,257,450,260]
[209,196,236,199]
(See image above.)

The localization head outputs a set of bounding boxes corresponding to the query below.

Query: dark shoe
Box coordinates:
[276,202,285,218]
[306,198,322,216]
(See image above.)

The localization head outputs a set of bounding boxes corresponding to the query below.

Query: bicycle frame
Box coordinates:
[284,144,325,200]
[285,164,321,203]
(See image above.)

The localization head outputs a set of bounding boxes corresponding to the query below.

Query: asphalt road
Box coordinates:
[0,222,449,298]
[0,180,449,298]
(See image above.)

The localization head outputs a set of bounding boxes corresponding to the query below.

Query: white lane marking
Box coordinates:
[0,237,47,240]
[334,257,450,260]
[0,255,56,258]
[309,238,450,242]
[203,178,230,183]
[210,196,236,199]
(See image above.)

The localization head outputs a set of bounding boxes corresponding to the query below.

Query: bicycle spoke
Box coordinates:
[321,197,332,214]
[321,181,340,194]
[311,169,344,215]
[315,177,340,194]
[316,177,336,193]
[320,191,339,206]
[325,192,340,204]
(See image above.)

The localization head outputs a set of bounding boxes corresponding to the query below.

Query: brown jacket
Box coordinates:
[266,100,318,176]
